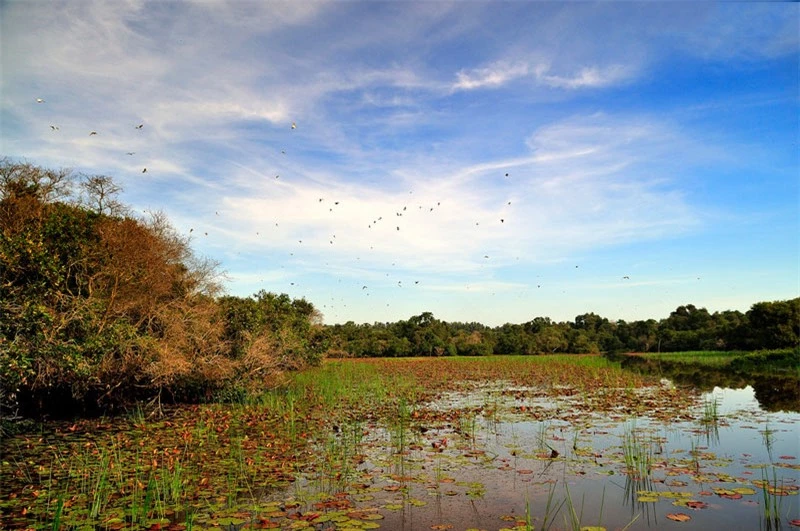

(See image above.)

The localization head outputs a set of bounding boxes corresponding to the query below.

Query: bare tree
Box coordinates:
[79,174,128,216]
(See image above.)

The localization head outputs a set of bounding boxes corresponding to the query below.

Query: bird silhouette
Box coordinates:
[50,125,59,131]
[36,98,45,103]
[142,168,147,173]
[135,124,143,129]
[291,122,297,129]
[89,131,97,136]
[126,152,135,155]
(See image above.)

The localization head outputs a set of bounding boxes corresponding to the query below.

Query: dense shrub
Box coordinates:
[0,160,323,418]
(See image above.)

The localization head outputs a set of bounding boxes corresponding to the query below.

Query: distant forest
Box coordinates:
[2,160,798,417]
[325,300,799,359]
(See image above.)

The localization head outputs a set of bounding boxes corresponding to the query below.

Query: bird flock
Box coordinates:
[32,96,642,322]
[37,97,150,174]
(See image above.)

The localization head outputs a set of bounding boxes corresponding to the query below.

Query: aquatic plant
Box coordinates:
[621,423,652,479]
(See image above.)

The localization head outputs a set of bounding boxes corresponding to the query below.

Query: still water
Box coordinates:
[292,382,799,531]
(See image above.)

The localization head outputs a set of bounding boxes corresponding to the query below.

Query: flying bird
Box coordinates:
[36,98,45,103]
[142,168,147,173]
[291,122,297,129]
[50,125,59,131]
[135,124,143,129]
[126,152,135,155]
[89,131,97,136]
[622,276,630,280]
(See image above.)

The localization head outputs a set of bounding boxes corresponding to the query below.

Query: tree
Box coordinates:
[746,299,800,349]
[1,160,324,417]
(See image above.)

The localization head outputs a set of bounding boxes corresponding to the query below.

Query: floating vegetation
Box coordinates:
[1,356,798,530]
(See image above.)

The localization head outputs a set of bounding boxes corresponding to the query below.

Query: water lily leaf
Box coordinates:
[637,496,659,503]
[661,491,692,499]
[732,487,756,495]
[580,527,607,531]
[666,513,691,522]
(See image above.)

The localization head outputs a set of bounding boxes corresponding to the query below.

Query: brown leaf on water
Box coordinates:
[686,501,708,509]
[666,513,691,522]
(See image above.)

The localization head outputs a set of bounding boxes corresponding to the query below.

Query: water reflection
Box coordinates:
[619,355,800,412]
[289,381,800,530]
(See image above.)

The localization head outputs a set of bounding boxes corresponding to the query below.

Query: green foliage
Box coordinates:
[324,298,799,360]
[1,160,323,418]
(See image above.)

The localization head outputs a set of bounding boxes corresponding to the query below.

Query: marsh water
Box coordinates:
[284,381,799,530]
[2,366,798,531]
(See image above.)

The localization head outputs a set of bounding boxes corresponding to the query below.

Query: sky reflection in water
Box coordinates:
[297,381,800,530]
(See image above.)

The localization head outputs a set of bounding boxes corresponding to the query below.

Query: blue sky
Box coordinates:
[2,1,798,326]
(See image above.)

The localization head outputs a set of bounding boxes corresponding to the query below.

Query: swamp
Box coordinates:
[1,354,798,531]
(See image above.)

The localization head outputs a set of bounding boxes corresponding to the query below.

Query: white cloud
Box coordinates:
[451,59,632,92]
[452,61,531,91]
[537,64,631,89]
[194,113,700,283]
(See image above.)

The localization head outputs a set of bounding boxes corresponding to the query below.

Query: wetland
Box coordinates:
[2,355,798,531]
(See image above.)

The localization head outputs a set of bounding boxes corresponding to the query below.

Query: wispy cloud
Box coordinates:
[537,64,631,89]
[451,59,633,92]
[452,61,531,91]
[206,112,701,286]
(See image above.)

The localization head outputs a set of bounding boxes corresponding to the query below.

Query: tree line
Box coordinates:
[325,298,799,359]
[2,160,797,418]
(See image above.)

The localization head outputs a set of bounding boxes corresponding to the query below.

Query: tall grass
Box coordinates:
[759,466,785,529]
[621,423,652,479]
